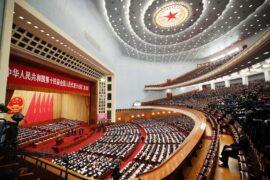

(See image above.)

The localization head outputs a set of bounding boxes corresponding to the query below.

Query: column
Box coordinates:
[225,80,230,87]
[110,75,116,123]
[242,75,249,85]
[0,0,15,118]
[198,84,203,91]
[264,70,270,82]
[210,82,215,90]
[166,89,172,99]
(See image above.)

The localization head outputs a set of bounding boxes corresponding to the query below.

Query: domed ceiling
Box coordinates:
[102,0,270,62]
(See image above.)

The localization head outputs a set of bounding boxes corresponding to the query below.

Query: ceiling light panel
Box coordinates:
[104,0,268,62]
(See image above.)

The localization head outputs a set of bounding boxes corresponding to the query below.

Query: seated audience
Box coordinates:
[219,127,249,167]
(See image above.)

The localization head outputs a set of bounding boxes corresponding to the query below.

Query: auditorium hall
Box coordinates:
[0,0,269,179]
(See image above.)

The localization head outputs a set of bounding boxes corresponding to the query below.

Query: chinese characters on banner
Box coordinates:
[8,62,90,95]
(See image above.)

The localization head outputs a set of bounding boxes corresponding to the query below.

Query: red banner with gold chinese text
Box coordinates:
[8,62,90,95]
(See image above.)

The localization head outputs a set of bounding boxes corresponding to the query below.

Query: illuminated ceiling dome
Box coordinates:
[104,0,269,62]
[153,2,192,28]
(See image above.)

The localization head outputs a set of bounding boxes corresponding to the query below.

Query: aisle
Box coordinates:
[120,125,146,169]
[105,125,147,180]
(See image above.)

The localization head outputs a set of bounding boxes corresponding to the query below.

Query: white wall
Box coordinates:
[115,56,196,108]
[26,0,121,69]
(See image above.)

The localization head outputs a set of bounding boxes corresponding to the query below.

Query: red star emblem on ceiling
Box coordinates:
[164,11,178,21]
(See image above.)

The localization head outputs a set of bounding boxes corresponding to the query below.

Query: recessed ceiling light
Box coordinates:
[27,21,32,24]
[40,29,44,32]
[34,26,38,29]
[46,33,50,36]
[19,16,24,19]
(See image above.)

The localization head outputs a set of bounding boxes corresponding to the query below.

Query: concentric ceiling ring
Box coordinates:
[104,0,268,62]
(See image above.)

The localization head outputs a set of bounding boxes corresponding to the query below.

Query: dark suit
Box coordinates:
[220,134,249,165]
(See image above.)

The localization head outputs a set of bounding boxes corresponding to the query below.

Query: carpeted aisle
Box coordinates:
[120,125,146,169]
[105,125,147,180]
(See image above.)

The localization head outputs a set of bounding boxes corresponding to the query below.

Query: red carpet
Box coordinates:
[58,130,104,156]
[25,124,146,180]
[25,126,105,159]
[105,125,147,180]
[120,125,146,169]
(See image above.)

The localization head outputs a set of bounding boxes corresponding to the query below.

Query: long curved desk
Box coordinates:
[137,106,207,180]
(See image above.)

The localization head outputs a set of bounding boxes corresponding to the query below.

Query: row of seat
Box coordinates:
[116,117,190,179]
[17,128,46,144]
[119,162,153,180]
[154,115,195,134]
[98,134,139,144]
[52,152,114,179]
[18,119,82,148]
[80,142,137,160]
[229,123,268,180]
[31,119,81,132]
[105,116,192,180]
[145,49,242,88]
[135,143,179,165]
[197,115,219,180]
[105,123,139,135]
[52,122,140,179]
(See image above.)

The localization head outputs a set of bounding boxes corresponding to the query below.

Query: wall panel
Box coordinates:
[5,90,89,125]
[61,94,89,122]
